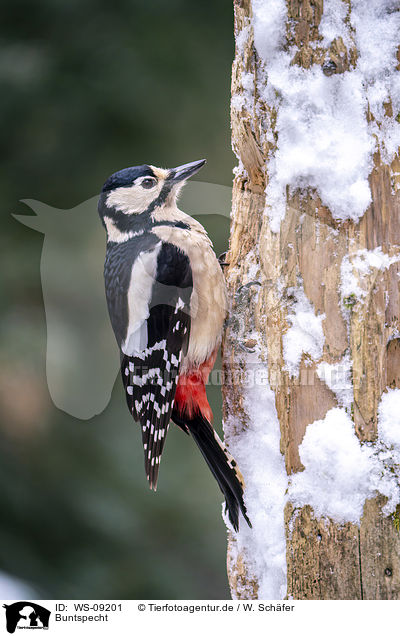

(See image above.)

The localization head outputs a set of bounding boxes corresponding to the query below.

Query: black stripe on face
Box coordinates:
[145,179,173,215]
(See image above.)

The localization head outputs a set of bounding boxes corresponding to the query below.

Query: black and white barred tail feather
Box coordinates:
[171,410,252,531]
[121,295,191,489]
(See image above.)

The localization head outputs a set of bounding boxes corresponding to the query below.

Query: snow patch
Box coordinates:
[379,389,400,449]
[317,352,353,411]
[283,287,325,377]
[236,23,250,56]
[289,392,400,524]
[351,0,400,162]
[289,408,374,524]
[319,0,352,49]
[224,334,287,600]
[340,247,400,308]
[263,67,373,231]
[375,389,400,515]
[252,0,286,64]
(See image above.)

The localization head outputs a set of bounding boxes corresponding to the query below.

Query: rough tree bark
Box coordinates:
[222,0,400,599]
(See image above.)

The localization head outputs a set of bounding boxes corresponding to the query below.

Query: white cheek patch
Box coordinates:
[122,243,162,356]
[106,181,164,214]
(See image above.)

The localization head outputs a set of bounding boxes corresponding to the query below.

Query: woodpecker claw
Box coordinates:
[218,251,230,268]
[235,280,261,300]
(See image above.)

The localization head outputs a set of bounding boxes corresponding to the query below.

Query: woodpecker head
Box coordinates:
[99,159,206,219]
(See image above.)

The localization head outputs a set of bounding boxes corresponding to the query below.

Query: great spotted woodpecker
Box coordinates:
[98,160,251,530]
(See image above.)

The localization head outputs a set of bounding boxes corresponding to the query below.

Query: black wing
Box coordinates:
[121,242,192,489]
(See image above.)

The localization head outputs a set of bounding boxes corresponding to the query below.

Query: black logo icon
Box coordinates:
[2,602,50,633]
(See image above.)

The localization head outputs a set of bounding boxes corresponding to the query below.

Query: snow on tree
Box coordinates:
[222,0,400,599]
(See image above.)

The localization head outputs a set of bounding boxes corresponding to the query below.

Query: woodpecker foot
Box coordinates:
[218,251,230,268]
[235,280,261,300]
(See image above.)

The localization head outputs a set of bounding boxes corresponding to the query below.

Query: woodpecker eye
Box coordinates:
[141,177,157,189]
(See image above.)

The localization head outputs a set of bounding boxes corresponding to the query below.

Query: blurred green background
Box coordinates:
[0,0,235,599]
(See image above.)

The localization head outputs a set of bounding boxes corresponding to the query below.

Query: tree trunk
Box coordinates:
[223,0,400,600]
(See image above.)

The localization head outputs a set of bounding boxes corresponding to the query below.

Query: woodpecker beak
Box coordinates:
[171,159,206,183]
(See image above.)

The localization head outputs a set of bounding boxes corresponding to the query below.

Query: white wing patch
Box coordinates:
[121,243,162,356]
